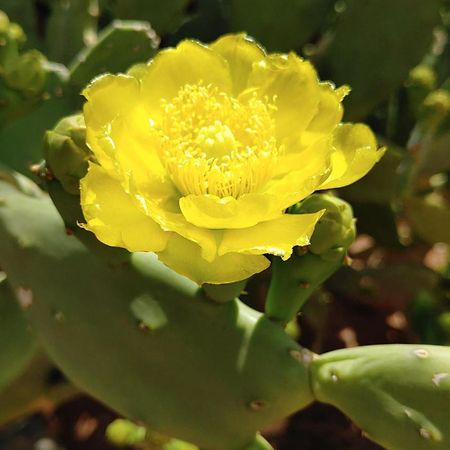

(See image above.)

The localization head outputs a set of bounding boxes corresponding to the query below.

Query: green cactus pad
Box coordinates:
[69,19,158,90]
[311,344,450,450]
[0,171,314,450]
[0,275,36,392]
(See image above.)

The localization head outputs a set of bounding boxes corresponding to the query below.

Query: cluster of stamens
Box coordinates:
[155,82,279,198]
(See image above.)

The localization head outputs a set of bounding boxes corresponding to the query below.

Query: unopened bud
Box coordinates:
[44,114,93,194]
[4,49,47,96]
[290,193,356,261]
[0,11,25,72]
[407,65,436,90]
[423,89,450,117]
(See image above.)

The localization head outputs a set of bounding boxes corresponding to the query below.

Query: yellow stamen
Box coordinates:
[155,82,279,198]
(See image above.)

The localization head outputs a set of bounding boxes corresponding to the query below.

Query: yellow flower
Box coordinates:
[79,33,384,285]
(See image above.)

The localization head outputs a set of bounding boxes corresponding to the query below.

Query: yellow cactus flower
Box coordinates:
[80,33,384,285]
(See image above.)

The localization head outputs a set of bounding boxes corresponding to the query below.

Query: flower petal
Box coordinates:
[303,83,350,144]
[211,33,265,95]
[83,73,168,189]
[179,193,283,229]
[157,234,270,285]
[262,165,330,211]
[80,163,169,252]
[247,52,320,141]
[83,74,140,128]
[219,211,324,260]
[320,123,385,190]
[179,146,328,231]
[137,191,219,262]
[108,111,166,187]
[274,134,332,177]
[83,74,140,175]
[141,40,232,110]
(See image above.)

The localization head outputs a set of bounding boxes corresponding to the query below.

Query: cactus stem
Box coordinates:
[15,286,33,310]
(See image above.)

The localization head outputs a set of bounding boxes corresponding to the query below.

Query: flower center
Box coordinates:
[156,82,279,198]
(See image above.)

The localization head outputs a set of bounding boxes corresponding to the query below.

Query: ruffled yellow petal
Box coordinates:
[179,145,328,231]
[274,135,332,177]
[83,74,167,189]
[108,111,166,187]
[157,234,270,285]
[179,193,283,229]
[80,163,169,252]
[83,74,140,176]
[211,33,265,95]
[247,52,320,141]
[141,40,232,112]
[302,83,350,145]
[262,165,330,210]
[320,123,385,190]
[137,191,219,262]
[219,211,324,260]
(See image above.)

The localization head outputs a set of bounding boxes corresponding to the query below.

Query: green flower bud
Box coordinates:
[0,10,25,72]
[417,88,450,132]
[407,65,436,90]
[4,49,47,97]
[106,419,170,448]
[44,114,93,195]
[290,193,356,261]
[266,194,356,323]
[105,419,147,446]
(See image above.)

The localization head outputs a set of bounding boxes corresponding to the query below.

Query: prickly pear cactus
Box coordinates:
[0,172,314,450]
[0,274,36,392]
[1,3,449,450]
[311,345,450,450]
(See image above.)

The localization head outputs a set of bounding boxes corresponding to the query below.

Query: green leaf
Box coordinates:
[405,194,450,245]
[0,276,36,392]
[45,0,99,65]
[69,20,158,90]
[0,75,75,174]
[318,0,442,120]
[340,147,402,204]
[0,0,41,50]
[417,131,450,176]
[105,0,189,35]
[229,0,335,52]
